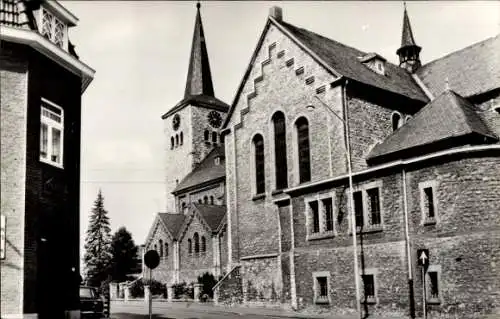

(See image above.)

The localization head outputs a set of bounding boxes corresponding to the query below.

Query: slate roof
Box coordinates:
[161,94,229,119]
[276,20,428,102]
[173,145,225,194]
[158,213,186,239]
[397,7,420,52]
[417,35,500,98]
[368,90,498,161]
[193,204,226,231]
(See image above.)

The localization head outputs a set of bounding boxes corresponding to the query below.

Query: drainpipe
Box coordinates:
[402,168,415,318]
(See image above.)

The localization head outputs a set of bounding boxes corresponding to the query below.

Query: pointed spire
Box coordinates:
[396,3,422,73]
[184,1,215,97]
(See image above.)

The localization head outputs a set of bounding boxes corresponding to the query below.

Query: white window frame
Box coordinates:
[425,265,442,304]
[360,268,378,304]
[36,6,68,49]
[312,271,331,305]
[419,180,439,225]
[305,191,336,240]
[40,98,64,169]
[348,180,384,233]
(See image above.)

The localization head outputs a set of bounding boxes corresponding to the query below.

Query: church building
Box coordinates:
[144,3,499,318]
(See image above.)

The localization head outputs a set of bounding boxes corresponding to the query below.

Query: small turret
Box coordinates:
[396,3,421,73]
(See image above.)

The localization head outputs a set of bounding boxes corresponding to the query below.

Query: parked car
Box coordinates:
[80,286,104,319]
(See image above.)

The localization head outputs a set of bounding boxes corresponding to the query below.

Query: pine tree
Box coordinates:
[110,227,138,282]
[83,189,112,286]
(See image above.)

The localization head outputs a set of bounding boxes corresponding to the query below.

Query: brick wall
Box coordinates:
[0,42,29,317]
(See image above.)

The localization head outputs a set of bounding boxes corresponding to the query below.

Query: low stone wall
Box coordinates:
[213,266,243,305]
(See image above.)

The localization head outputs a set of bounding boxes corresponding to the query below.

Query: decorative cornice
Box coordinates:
[0,25,95,93]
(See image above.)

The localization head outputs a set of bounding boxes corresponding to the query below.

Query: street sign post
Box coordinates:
[417,249,430,319]
[144,250,160,319]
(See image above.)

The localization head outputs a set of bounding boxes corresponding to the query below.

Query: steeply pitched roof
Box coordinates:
[161,3,229,120]
[173,145,225,194]
[192,204,226,231]
[368,90,498,162]
[417,35,500,98]
[276,20,428,102]
[399,6,419,50]
[158,213,186,239]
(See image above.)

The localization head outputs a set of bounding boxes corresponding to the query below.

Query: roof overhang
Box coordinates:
[44,1,79,27]
[0,25,95,93]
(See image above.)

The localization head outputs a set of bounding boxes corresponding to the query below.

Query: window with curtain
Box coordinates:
[272,112,288,189]
[253,134,265,194]
[296,117,311,183]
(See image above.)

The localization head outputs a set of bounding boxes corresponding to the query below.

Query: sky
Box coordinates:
[59,1,500,267]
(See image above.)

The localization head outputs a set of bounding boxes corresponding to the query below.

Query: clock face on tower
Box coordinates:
[172,114,180,131]
[208,111,222,128]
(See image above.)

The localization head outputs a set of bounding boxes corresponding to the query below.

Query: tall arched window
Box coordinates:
[175,134,179,146]
[204,130,209,141]
[171,137,174,149]
[188,239,192,254]
[201,236,206,252]
[180,132,184,145]
[203,196,208,204]
[193,233,200,253]
[253,134,265,194]
[212,132,217,143]
[296,117,311,183]
[210,196,214,205]
[272,112,288,190]
[392,112,402,131]
[165,242,169,257]
[198,199,202,204]
[154,244,157,252]
[159,239,163,257]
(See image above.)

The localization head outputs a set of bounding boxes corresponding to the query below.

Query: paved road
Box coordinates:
[110,302,330,319]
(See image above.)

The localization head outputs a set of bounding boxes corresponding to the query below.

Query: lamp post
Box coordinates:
[311,81,362,318]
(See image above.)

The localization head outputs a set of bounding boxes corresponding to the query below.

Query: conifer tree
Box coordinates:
[83,189,112,286]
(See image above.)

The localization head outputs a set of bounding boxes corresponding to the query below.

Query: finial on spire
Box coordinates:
[196,1,200,9]
[403,1,406,10]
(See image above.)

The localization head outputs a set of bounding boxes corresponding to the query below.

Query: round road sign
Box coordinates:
[144,250,160,269]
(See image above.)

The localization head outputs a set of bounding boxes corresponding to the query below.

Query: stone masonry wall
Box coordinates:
[146,218,175,284]
[0,43,28,317]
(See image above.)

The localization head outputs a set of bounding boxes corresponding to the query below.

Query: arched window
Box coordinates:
[193,233,200,253]
[212,132,217,143]
[272,112,288,190]
[159,239,163,257]
[171,137,174,149]
[201,236,206,252]
[154,244,157,252]
[175,134,179,146]
[210,196,214,205]
[405,115,412,123]
[165,242,169,257]
[188,239,192,254]
[182,202,186,209]
[204,130,209,141]
[180,132,184,145]
[253,134,265,194]
[203,196,208,204]
[392,112,402,131]
[198,199,202,204]
[296,117,311,183]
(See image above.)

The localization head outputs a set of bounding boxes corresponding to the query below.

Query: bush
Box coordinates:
[129,279,167,299]
[197,272,218,299]
[171,281,194,299]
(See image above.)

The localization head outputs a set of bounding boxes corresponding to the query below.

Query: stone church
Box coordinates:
[143,3,499,318]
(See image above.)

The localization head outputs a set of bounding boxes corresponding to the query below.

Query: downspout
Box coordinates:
[402,168,415,318]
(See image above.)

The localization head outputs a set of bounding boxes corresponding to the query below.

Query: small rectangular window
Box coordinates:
[428,271,439,299]
[367,188,381,226]
[353,191,364,228]
[322,198,334,232]
[424,187,435,218]
[309,201,320,234]
[362,274,375,301]
[315,276,329,304]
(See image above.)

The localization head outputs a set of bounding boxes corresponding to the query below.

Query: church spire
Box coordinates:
[184,2,215,97]
[396,3,421,73]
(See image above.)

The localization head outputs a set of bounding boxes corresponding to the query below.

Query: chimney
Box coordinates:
[269,6,283,22]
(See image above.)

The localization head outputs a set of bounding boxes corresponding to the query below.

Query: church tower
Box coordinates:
[396,4,422,73]
[161,2,229,212]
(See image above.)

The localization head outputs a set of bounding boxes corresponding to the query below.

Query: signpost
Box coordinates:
[417,249,429,319]
[144,250,160,319]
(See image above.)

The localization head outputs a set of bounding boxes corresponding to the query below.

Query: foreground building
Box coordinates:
[144,3,499,318]
[1,0,95,318]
